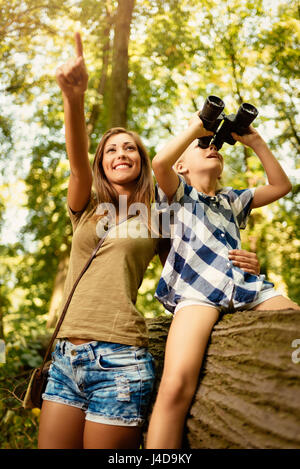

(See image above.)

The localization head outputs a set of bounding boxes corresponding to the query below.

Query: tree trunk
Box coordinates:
[46,256,69,328]
[108,0,135,128]
[86,6,113,138]
[146,309,300,449]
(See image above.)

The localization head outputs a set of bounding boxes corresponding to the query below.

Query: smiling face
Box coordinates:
[92,128,154,215]
[102,133,142,190]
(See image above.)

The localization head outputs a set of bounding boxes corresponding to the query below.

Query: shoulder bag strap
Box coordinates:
[40,214,135,370]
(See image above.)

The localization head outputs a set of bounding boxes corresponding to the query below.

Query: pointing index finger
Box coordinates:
[75,32,84,58]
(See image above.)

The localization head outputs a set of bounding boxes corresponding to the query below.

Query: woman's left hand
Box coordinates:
[228,249,260,275]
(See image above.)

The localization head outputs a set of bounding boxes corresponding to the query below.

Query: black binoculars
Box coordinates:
[198,95,258,150]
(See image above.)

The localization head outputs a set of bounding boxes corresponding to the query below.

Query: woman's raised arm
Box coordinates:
[56,32,92,212]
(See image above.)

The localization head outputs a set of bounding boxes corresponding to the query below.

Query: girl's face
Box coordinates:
[178,140,224,179]
[102,133,141,189]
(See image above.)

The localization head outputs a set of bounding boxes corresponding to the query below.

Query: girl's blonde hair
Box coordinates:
[92,127,154,219]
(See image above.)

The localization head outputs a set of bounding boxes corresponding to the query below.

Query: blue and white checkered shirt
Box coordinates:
[155,176,273,313]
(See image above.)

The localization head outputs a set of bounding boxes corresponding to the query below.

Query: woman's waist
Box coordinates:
[67,337,93,345]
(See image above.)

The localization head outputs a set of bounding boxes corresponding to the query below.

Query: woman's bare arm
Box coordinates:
[56,33,92,212]
[228,249,260,275]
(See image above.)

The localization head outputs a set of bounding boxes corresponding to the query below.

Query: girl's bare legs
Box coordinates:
[38,401,85,449]
[252,295,300,311]
[83,422,141,449]
[38,401,142,449]
[146,305,219,449]
[145,295,299,449]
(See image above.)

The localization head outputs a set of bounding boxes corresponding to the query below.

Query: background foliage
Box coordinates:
[0,0,299,449]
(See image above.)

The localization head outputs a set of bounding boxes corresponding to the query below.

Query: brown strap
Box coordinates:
[40,215,134,370]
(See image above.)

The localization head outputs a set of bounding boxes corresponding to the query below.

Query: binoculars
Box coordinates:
[198,95,258,150]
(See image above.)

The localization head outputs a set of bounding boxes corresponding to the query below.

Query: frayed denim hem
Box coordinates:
[86,411,144,427]
[42,394,87,411]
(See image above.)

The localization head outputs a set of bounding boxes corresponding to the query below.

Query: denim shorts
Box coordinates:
[42,339,155,427]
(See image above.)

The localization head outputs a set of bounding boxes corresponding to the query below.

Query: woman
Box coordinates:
[38,33,261,449]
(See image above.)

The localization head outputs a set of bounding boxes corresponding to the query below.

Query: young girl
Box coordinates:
[38,33,160,450]
[146,110,300,449]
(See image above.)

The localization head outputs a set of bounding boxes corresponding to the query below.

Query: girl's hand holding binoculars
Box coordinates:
[188,112,214,139]
[231,126,265,150]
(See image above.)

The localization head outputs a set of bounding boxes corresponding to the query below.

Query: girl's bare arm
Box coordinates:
[56,32,92,212]
[152,114,212,202]
[232,127,292,209]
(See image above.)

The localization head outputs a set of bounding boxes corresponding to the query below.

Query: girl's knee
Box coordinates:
[253,295,300,311]
[157,375,197,408]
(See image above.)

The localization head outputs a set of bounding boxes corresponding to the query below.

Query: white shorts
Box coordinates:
[173,288,281,316]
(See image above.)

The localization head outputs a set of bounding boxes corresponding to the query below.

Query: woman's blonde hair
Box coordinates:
[92,127,154,217]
